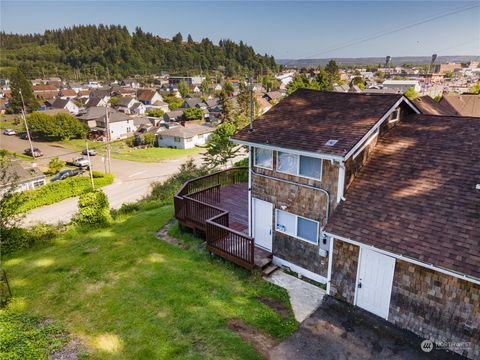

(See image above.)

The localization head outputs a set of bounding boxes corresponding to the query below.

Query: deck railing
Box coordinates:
[174,167,254,269]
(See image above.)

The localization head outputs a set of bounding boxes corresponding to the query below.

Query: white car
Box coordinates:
[67,156,90,168]
[3,129,17,136]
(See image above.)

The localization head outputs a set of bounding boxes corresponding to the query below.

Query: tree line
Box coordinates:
[1,25,279,80]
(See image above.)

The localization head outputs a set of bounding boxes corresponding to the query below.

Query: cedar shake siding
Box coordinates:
[251,151,339,278]
[330,241,480,359]
[390,260,480,359]
[329,240,359,303]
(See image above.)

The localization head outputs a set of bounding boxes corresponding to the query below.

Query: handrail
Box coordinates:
[207,213,254,240]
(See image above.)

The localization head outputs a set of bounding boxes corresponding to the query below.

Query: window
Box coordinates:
[275,209,319,244]
[254,148,273,169]
[389,108,400,123]
[33,180,44,189]
[158,135,163,140]
[277,151,297,174]
[277,151,322,180]
[174,137,181,143]
[186,137,193,142]
[198,134,204,139]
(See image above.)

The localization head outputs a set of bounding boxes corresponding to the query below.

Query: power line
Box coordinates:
[300,3,479,59]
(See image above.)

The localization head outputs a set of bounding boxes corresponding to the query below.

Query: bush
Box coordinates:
[234,157,248,167]
[141,132,156,147]
[1,223,61,255]
[149,159,209,204]
[76,190,111,225]
[48,157,66,175]
[146,109,164,117]
[183,107,204,120]
[9,172,114,214]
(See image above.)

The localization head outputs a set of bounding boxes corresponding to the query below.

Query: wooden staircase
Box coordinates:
[254,247,279,276]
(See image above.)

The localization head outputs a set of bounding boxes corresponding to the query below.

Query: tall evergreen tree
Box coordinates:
[325,59,340,86]
[9,70,38,113]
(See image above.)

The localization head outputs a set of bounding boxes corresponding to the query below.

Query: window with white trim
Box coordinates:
[277,151,322,180]
[275,209,319,244]
[389,108,400,123]
[254,148,273,169]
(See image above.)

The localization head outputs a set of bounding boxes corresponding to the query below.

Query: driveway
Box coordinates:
[269,296,463,360]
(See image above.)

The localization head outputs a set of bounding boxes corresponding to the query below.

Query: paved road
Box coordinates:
[0,133,206,225]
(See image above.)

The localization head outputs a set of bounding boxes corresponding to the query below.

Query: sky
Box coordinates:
[1,1,479,59]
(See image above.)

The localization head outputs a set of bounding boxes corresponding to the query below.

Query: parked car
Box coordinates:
[82,148,97,156]
[66,156,90,168]
[24,147,43,157]
[3,129,16,136]
[19,132,28,140]
[51,169,84,182]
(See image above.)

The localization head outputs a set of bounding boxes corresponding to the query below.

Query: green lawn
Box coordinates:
[3,205,297,359]
[60,139,204,163]
[0,115,24,132]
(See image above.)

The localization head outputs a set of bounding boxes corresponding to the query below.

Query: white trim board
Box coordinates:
[273,256,328,284]
[324,231,480,286]
[231,139,344,162]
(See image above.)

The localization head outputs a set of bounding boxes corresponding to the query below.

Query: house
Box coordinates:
[85,97,108,108]
[77,107,135,140]
[146,100,169,113]
[175,89,480,359]
[163,109,184,122]
[117,97,137,113]
[439,94,480,117]
[58,88,77,99]
[382,80,421,93]
[50,98,79,115]
[137,89,163,105]
[0,159,46,194]
[183,97,204,109]
[156,123,214,149]
[169,76,205,86]
[262,90,283,103]
[131,102,146,115]
[32,84,58,99]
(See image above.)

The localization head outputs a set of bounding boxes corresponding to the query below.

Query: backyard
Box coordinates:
[60,139,204,163]
[2,204,297,359]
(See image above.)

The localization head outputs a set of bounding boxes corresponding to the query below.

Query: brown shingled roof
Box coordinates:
[439,94,480,117]
[325,114,480,280]
[232,89,404,156]
[412,95,453,116]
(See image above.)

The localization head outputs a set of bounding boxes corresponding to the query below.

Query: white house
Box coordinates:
[50,98,79,115]
[131,102,146,115]
[156,123,214,149]
[77,107,135,140]
[117,97,137,113]
[146,101,169,113]
[0,160,46,194]
[137,89,163,105]
[382,80,421,93]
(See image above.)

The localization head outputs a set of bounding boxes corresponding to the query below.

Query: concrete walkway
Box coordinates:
[265,271,325,323]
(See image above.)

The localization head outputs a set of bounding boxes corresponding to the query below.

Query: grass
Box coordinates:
[0,115,24,132]
[60,139,204,163]
[3,205,297,359]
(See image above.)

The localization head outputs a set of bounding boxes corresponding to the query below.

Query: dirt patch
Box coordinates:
[227,319,278,359]
[50,338,84,360]
[156,220,189,249]
[257,296,290,320]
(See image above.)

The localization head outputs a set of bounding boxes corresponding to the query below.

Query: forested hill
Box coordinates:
[0,25,278,79]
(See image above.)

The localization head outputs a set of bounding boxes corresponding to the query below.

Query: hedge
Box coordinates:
[11,172,114,214]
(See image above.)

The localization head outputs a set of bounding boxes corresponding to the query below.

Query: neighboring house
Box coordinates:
[117,96,137,113]
[85,97,108,108]
[0,159,46,194]
[137,89,163,105]
[255,95,272,114]
[32,84,58,99]
[50,98,79,114]
[163,109,184,122]
[157,123,214,149]
[131,102,146,115]
[227,89,478,359]
[412,95,453,115]
[439,94,480,117]
[333,84,350,93]
[183,97,204,109]
[382,80,421,93]
[77,107,135,140]
[145,100,169,113]
[262,90,283,102]
[58,88,77,99]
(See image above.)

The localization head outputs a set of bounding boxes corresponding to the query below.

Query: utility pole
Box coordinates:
[85,140,95,190]
[19,90,35,159]
[249,75,253,132]
[105,107,112,174]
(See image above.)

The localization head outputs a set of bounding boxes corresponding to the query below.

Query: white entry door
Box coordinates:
[356,248,395,319]
[253,198,273,251]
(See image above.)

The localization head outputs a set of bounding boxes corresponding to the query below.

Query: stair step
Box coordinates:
[255,256,272,269]
[262,264,279,276]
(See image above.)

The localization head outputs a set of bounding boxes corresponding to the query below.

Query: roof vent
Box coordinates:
[325,139,338,146]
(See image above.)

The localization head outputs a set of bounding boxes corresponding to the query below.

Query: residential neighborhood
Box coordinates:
[0,1,479,360]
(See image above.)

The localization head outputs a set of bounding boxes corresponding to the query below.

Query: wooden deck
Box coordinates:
[174,168,272,270]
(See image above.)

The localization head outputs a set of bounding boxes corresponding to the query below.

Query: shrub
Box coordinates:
[149,159,209,204]
[76,190,111,225]
[234,157,248,167]
[48,157,66,175]
[141,132,156,147]
[9,172,114,214]
[1,223,61,255]
[183,107,204,120]
[146,109,164,117]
